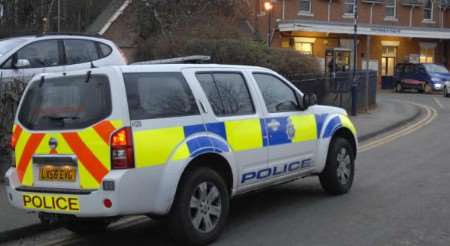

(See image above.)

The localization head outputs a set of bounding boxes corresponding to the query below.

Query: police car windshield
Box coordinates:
[0,38,28,57]
[18,74,112,130]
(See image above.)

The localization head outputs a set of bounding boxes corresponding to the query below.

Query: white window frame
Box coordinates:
[343,0,356,17]
[423,0,434,21]
[384,0,397,20]
[298,0,313,16]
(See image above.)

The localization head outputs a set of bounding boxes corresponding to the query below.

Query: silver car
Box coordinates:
[0,34,126,82]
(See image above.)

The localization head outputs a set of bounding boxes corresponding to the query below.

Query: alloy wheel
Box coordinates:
[336,147,351,185]
[190,182,222,233]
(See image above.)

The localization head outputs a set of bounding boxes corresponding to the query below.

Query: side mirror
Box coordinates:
[14,59,31,69]
[303,93,318,109]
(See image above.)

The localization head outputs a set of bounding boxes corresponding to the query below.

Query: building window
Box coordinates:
[293,37,315,55]
[381,46,397,76]
[420,47,434,63]
[299,0,312,13]
[385,0,396,18]
[343,0,355,15]
[424,0,433,20]
[295,42,313,55]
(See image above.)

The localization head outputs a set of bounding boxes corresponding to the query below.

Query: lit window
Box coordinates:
[344,0,355,15]
[299,0,312,13]
[295,42,313,55]
[385,0,396,18]
[424,0,433,20]
[420,47,434,63]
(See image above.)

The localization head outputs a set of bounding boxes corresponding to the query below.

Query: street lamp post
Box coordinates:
[351,0,358,116]
[264,1,273,47]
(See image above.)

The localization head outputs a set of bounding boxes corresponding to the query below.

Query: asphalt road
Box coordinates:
[5,91,450,246]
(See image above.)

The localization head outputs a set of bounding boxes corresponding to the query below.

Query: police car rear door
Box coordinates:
[121,66,206,169]
[252,72,318,180]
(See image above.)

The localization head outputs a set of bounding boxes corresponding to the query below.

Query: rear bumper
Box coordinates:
[4,166,166,218]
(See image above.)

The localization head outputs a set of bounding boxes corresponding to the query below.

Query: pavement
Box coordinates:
[0,91,425,244]
[351,92,422,142]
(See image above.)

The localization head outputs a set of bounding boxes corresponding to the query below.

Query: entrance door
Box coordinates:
[381,46,397,76]
[381,57,396,76]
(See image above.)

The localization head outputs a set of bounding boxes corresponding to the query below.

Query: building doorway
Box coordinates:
[381,46,397,76]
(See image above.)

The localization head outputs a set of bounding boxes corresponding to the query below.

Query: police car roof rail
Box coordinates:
[132,55,211,65]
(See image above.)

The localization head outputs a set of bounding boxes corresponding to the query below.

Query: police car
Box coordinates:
[5,64,357,245]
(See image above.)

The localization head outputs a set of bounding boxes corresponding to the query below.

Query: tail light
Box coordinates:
[111,127,134,169]
[10,134,17,167]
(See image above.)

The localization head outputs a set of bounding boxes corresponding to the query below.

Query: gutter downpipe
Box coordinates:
[328,0,332,22]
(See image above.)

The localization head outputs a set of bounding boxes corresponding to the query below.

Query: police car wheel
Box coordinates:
[168,167,229,246]
[319,137,355,195]
[64,218,110,235]
[444,87,449,97]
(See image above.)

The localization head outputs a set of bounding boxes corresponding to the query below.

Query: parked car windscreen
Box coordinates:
[18,74,112,130]
[423,64,449,73]
[0,38,28,57]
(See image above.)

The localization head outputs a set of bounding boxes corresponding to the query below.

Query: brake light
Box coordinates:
[111,127,134,169]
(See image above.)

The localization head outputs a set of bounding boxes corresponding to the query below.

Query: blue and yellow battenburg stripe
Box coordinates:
[133,114,356,168]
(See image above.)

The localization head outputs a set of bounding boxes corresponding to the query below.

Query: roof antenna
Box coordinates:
[39,75,45,87]
[85,71,92,83]
[88,52,96,69]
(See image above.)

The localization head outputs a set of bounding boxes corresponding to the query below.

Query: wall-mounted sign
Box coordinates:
[370,27,401,34]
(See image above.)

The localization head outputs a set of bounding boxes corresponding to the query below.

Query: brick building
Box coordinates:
[252,0,450,76]
[88,0,450,77]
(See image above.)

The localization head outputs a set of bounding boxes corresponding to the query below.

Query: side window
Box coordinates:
[16,40,60,68]
[98,42,112,58]
[197,72,255,117]
[64,40,99,65]
[253,73,300,113]
[396,65,403,74]
[123,72,199,120]
[404,64,412,73]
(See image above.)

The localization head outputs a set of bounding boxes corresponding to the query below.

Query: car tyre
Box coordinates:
[319,137,355,195]
[64,218,111,235]
[425,84,433,94]
[168,167,229,246]
[444,87,449,98]
[394,83,402,93]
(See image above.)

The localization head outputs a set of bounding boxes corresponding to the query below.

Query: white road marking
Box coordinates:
[433,97,444,109]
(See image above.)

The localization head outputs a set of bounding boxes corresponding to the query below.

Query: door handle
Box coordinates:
[267,119,280,131]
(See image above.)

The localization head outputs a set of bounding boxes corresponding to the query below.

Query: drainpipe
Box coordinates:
[409,6,414,27]
[282,0,286,20]
[328,0,332,22]
[369,3,375,24]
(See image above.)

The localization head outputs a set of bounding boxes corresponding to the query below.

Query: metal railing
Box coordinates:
[287,70,378,113]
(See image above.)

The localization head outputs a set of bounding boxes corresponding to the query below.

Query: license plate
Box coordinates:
[22,193,80,212]
[39,165,76,182]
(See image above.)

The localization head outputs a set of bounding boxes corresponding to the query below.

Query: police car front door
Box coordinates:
[253,73,317,180]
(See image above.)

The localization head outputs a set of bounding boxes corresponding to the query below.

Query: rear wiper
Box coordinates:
[42,115,80,127]
[44,116,80,121]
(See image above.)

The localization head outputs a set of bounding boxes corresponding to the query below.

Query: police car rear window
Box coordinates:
[18,75,112,130]
[123,72,199,120]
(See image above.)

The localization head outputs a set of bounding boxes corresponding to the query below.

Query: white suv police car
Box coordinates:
[5,64,357,245]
